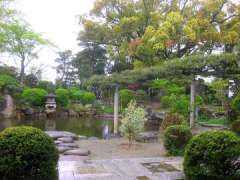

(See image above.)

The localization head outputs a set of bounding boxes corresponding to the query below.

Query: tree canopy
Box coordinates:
[79,0,240,70]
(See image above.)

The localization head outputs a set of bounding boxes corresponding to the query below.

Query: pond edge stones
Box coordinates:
[45,131,90,158]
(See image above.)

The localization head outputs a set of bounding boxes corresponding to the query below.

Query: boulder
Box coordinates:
[58,137,74,143]
[136,131,159,143]
[64,149,90,156]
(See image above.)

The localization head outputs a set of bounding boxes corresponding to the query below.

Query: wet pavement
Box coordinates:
[58,157,184,180]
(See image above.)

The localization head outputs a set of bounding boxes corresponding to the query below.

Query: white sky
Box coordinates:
[14,0,95,82]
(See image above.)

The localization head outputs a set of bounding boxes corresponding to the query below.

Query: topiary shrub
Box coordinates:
[22,88,48,106]
[55,88,69,107]
[160,112,185,131]
[231,120,240,135]
[164,125,192,156]
[0,126,59,180]
[184,130,240,180]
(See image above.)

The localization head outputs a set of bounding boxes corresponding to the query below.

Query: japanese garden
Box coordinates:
[0,0,240,179]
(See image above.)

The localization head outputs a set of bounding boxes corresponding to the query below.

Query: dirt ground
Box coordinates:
[76,138,166,160]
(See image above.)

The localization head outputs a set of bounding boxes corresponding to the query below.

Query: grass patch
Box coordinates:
[198,115,227,126]
[96,105,113,114]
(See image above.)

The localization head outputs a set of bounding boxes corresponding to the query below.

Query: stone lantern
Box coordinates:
[45,93,57,113]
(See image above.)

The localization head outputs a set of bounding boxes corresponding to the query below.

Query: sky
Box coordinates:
[14,0,95,81]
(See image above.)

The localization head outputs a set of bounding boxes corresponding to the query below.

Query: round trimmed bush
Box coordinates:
[80,92,96,105]
[0,126,59,180]
[231,120,240,135]
[184,130,240,180]
[164,125,192,156]
[55,88,69,107]
[22,88,48,106]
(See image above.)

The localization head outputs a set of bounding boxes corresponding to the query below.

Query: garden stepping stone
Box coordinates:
[64,149,90,156]
[58,137,74,143]
[57,146,73,154]
[46,131,78,140]
[58,143,79,148]
[54,140,62,145]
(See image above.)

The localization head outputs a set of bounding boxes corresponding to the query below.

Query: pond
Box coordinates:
[0,117,113,138]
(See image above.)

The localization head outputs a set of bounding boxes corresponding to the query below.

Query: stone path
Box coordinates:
[46,131,184,179]
[58,157,184,180]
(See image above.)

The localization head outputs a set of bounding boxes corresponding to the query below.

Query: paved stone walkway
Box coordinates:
[58,157,184,180]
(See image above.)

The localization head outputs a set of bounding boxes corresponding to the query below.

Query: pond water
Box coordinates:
[0,117,113,138]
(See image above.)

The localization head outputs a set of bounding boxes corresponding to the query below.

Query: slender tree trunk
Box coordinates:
[190,79,196,128]
[20,58,25,85]
[114,85,119,134]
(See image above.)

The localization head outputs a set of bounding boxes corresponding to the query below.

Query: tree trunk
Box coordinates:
[190,79,196,128]
[114,85,119,134]
[20,58,25,85]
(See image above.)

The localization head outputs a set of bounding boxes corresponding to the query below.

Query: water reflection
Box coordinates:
[0,117,113,138]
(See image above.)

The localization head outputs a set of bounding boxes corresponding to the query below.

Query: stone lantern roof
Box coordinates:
[46,93,56,98]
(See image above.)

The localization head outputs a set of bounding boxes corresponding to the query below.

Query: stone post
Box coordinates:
[190,79,196,128]
[114,85,119,134]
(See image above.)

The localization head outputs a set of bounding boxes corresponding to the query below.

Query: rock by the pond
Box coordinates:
[46,131,78,140]
[58,143,79,148]
[136,131,159,143]
[58,137,74,143]
[78,135,87,140]
[88,136,99,140]
[57,146,72,153]
[64,149,90,156]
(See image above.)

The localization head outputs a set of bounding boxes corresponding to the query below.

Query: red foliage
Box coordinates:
[128,83,139,90]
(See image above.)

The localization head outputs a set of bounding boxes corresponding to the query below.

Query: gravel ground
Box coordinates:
[76,138,166,160]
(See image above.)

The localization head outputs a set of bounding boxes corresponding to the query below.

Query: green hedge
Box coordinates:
[164,125,192,156]
[69,87,96,105]
[184,130,240,180]
[55,88,69,107]
[0,126,59,180]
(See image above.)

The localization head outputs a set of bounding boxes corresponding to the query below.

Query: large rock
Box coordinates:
[136,131,159,143]
[64,149,90,156]
[46,131,78,140]
[58,137,74,143]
